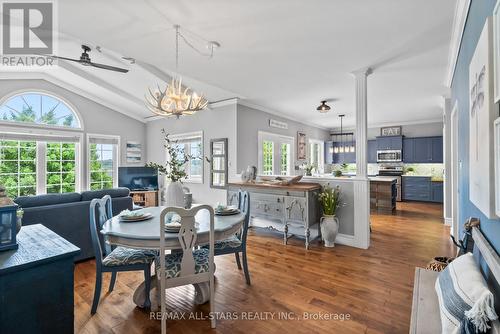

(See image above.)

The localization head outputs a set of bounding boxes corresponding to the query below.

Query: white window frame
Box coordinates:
[309,138,325,174]
[86,134,120,190]
[0,124,83,195]
[257,131,295,176]
[169,131,204,184]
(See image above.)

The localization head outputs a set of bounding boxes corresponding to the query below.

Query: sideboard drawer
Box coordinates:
[285,196,307,223]
[251,193,284,218]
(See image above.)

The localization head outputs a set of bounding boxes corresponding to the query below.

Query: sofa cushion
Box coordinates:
[81,187,130,201]
[15,192,81,208]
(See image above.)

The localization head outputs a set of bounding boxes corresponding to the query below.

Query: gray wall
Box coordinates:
[0,79,146,188]
[146,103,237,205]
[236,104,331,172]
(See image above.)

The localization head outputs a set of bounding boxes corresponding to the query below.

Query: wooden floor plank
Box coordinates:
[75,201,453,333]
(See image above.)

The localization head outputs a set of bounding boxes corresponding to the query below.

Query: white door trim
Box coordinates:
[450,101,460,239]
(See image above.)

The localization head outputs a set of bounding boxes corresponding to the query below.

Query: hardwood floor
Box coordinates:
[74,202,454,333]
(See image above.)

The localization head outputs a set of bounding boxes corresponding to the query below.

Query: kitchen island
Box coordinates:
[227,182,321,249]
[369,176,397,212]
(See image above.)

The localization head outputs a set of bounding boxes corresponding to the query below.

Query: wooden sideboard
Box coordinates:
[0,224,80,334]
[227,182,321,249]
[130,190,159,207]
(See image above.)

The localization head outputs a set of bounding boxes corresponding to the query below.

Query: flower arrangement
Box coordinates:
[318,184,342,216]
[145,129,195,182]
[300,163,316,176]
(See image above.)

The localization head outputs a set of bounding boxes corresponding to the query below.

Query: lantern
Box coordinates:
[0,204,19,251]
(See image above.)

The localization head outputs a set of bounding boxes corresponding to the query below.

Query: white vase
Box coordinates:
[320,215,339,247]
[165,181,185,207]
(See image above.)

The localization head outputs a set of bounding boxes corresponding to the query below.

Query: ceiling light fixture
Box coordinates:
[145,25,214,118]
[317,100,331,113]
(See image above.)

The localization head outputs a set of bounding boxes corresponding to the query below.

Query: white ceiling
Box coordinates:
[3,0,456,128]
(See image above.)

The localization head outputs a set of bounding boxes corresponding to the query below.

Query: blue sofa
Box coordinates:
[15,188,133,261]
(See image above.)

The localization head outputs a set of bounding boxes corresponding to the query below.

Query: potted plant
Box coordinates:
[300,163,316,176]
[145,129,194,207]
[318,184,342,247]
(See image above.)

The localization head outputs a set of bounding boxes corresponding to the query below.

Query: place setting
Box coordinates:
[118,209,153,223]
[214,204,240,216]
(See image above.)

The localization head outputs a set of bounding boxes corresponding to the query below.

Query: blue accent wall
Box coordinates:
[451,0,500,253]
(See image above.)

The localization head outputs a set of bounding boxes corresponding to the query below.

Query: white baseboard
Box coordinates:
[444,217,452,226]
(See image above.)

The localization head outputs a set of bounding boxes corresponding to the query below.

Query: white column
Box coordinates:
[352,68,371,178]
[351,67,371,249]
[442,96,452,225]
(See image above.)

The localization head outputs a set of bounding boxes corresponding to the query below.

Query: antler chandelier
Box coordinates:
[145,25,217,118]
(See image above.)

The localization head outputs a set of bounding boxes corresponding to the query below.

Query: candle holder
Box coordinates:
[0,204,19,251]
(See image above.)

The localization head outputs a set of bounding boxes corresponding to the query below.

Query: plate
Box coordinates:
[119,213,153,222]
[215,209,240,216]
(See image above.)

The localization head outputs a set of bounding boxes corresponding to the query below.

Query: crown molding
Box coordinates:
[236,99,330,131]
[445,0,471,88]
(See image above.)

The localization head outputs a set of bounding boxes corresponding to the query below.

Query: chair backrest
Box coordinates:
[159,205,215,279]
[238,190,251,245]
[89,195,113,265]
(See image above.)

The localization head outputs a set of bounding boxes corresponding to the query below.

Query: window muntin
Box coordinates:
[262,141,274,175]
[280,143,290,175]
[46,142,76,193]
[0,92,80,128]
[0,140,37,198]
[89,143,115,190]
[170,132,203,183]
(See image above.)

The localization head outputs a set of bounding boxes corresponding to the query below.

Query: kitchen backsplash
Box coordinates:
[324,163,444,178]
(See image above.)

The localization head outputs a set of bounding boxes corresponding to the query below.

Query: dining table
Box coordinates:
[101,205,245,307]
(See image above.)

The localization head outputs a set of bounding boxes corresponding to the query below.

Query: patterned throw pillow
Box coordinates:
[435,253,498,334]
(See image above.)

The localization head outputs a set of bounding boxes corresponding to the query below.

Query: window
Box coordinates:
[258,131,294,176]
[209,138,228,188]
[0,136,81,198]
[0,140,37,198]
[88,136,119,190]
[0,92,80,128]
[46,142,77,193]
[309,139,324,174]
[170,132,203,183]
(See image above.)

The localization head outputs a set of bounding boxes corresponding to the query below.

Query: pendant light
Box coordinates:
[350,133,355,153]
[338,114,345,153]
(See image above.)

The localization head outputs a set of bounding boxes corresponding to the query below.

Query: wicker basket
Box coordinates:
[425,256,455,272]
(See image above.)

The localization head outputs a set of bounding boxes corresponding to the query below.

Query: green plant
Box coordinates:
[341,163,348,171]
[145,129,194,183]
[318,184,342,216]
[304,164,315,175]
[405,166,415,173]
[333,170,343,177]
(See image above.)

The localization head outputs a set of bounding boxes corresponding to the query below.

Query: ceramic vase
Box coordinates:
[320,215,339,247]
[165,181,186,207]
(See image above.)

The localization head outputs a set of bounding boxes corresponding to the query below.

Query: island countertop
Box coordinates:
[228,181,321,191]
[368,176,397,183]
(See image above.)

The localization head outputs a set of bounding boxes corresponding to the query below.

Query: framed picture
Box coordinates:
[297,132,306,160]
[494,0,500,102]
[495,118,500,217]
[468,17,497,219]
[380,126,402,136]
[126,141,142,163]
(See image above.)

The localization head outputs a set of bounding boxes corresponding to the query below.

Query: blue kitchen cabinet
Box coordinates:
[324,141,333,164]
[402,176,431,201]
[368,140,377,163]
[406,136,443,163]
[376,135,403,150]
[430,181,444,203]
[403,138,415,163]
[431,137,443,163]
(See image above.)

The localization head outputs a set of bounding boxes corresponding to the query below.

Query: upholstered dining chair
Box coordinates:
[157,205,216,333]
[89,195,156,315]
[204,190,251,285]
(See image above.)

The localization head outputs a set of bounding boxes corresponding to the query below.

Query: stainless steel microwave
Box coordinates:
[377,150,402,163]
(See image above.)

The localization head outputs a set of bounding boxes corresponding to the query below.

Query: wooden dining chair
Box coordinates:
[89,195,157,315]
[157,205,216,332]
[205,190,251,284]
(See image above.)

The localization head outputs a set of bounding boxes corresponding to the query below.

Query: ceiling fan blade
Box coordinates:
[45,55,82,63]
[89,62,128,73]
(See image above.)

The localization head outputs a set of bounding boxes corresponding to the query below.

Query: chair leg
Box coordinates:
[91,272,102,315]
[235,252,242,270]
[210,272,216,328]
[143,264,152,309]
[108,271,117,292]
[242,250,251,285]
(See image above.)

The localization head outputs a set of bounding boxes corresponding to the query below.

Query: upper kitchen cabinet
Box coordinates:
[403,136,443,163]
[376,135,403,150]
[368,140,377,163]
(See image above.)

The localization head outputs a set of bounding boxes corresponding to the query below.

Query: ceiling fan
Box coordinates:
[47,45,129,73]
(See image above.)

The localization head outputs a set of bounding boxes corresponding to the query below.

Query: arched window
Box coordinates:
[0,92,81,128]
